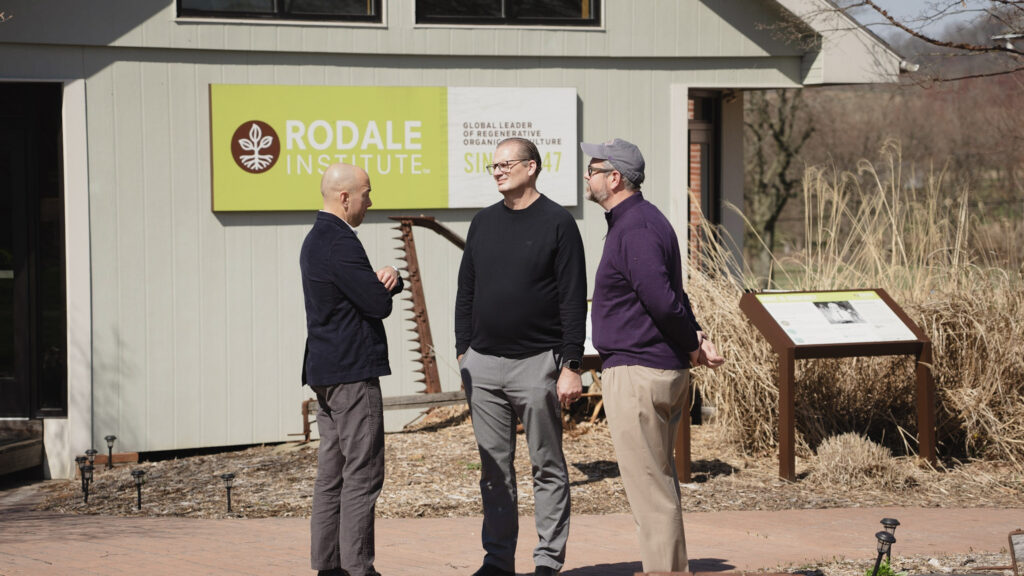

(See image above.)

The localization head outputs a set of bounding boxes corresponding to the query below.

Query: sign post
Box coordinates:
[739,289,936,481]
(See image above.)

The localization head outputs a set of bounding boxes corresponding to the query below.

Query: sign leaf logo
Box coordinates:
[231,120,280,174]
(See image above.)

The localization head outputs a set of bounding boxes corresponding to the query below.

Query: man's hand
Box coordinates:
[556,368,583,409]
[695,331,725,369]
[376,266,400,292]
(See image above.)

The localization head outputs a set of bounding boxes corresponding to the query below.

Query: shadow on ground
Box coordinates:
[570,460,620,486]
[561,561,641,575]
[690,459,739,483]
[559,557,736,575]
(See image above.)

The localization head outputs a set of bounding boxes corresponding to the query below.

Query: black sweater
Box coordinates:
[455,194,587,363]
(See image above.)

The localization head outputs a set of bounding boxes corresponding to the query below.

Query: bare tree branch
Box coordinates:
[849,0,1024,56]
[934,63,1024,80]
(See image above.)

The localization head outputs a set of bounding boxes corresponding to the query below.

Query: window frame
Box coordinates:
[177,0,384,23]
[415,0,600,28]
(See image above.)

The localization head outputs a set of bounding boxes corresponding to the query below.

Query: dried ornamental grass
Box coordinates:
[807,433,916,490]
[690,141,1024,465]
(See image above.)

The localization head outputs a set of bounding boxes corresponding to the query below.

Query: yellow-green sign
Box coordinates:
[210,84,578,211]
[211,85,447,211]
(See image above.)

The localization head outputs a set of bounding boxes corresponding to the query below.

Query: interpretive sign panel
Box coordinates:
[755,290,918,346]
[740,288,936,480]
[209,85,577,211]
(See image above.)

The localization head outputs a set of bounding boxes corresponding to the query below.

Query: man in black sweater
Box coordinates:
[300,163,403,576]
[455,138,587,576]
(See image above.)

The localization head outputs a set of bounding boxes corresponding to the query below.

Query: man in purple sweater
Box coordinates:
[581,138,724,574]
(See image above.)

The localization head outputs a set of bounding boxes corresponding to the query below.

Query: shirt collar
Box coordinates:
[320,210,358,235]
[604,192,645,229]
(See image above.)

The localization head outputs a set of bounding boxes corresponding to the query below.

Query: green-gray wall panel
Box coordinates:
[1,44,806,451]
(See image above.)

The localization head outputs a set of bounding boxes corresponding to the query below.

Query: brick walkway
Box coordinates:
[1,482,1020,576]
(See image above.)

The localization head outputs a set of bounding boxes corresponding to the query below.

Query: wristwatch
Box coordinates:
[561,358,582,374]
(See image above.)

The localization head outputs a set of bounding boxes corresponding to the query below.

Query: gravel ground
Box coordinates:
[783,552,1018,576]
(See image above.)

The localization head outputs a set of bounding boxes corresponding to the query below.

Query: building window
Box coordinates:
[178,0,382,22]
[416,0,599,26]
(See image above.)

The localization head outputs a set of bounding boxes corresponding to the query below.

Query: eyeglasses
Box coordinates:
[587,165,615,177]
[486,159,532,175]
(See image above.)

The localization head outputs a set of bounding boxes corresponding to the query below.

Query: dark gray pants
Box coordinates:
[460,347,571,573]
[310,379,384,576]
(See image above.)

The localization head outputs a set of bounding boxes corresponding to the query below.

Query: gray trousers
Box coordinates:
[310,379,384,576]
[460,347,571,572]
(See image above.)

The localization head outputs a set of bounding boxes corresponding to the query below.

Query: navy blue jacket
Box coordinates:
[300,211,403,387]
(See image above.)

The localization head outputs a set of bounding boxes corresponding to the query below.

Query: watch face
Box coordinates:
[567,359,581,371]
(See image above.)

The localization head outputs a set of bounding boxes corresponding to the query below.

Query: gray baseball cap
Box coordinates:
[580,138,645,185]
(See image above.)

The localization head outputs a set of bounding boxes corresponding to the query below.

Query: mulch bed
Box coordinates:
[34,406,1024,574]
[39,406,1024,520]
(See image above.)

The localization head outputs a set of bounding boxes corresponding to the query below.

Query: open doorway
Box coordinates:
[0,82,67,420]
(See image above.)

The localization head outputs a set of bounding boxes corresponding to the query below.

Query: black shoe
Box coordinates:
[471,563,515,576]
[534,566,559,576]
[317,570,347,576]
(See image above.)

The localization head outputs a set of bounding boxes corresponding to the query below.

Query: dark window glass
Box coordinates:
[417,0,598,26]
[516,0,586,19]
[416,0,500,19]
[179,0,381,21]
[285,0,374,16]
[181,0,274,13]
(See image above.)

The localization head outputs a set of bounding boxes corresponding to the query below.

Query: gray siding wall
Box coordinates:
[1,0,802,60]
[0,44,802,452]
[1,0,826,453]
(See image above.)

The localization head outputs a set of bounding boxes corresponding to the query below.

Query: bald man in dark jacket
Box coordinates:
[300,163,402,576]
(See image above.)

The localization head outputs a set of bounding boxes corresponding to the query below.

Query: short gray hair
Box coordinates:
[603,161,639,191]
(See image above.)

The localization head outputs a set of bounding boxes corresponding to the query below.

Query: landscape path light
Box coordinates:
[872,530,897,576]
[131,469,146,510]
[104,435,117,469]
[880,517,900,535]
[880,518,900,560]
[220,473,235,513]
[85,448,98,467]
[75,456,88,493]
[82,465,94,504]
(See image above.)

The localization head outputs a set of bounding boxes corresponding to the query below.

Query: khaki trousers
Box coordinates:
[602,365,689,573]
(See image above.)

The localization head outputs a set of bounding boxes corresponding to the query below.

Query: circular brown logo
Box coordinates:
[231,120,280,173]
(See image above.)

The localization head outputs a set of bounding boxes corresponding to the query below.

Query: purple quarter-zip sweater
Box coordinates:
[591,193,702,370]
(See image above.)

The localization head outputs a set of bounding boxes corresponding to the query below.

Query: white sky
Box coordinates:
[849,0,993,39]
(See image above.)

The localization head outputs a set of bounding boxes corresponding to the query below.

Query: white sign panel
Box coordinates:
[756,291,918,345]
[447,87,577,208]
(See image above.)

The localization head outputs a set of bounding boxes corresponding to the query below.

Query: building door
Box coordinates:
[688,92,721,226]
[687,91,722,268]
[0,83,67,418]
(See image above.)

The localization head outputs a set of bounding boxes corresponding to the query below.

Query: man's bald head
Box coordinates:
[321,163,367,199]
[320,163,373,227]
